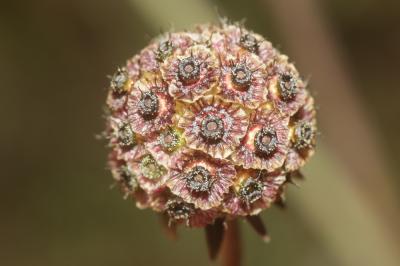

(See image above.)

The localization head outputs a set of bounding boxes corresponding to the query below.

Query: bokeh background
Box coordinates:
[1,0,400,265]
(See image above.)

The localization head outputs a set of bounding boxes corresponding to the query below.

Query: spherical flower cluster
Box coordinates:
[104,22,316,230]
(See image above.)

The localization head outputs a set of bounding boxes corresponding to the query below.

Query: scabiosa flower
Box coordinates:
[145,126,185,168]
[237,31,278,67]
[220,51,267,108]
[178,96,249,159]
[161,45,220,102]
[109,154,139,194]
[220,22,277,63]
[167,150,235,209]
[106,67,133,112]
[132,154,168,193]
[126,76,174,135]
[268,57,307,115]
[103,21,317,260]
[108,152,151,209]
[165,197,218,227]
[285,93,317,171]
[107,117,147,161]
[223,169,286,216]
[139,33,195,73]
[110,67,133,94]
[232,110,290,171]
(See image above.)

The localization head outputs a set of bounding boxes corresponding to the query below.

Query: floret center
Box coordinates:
[206,121,218,131]
[279,74,298,101]
[159,129,180,152]
[156,40,173,62]
[140,155,165,180]
[254,127,277,156]
[166,200,194,221]
[239,177,264,204]
[261,135,272,145]
[178,57,200,83]
[185,166,214,193]
[138,91,159,120]
[200,115,224,143]
[240,34,259,53]
[111,68,129,94]
[294,122,314,149]
[164,134,173,144]
[232,64,252,89]
[118,123,136,147]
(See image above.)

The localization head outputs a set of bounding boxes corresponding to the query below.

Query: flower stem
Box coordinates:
[220,220,241,266]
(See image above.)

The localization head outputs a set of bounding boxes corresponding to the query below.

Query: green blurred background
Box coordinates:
[1,0,399,265]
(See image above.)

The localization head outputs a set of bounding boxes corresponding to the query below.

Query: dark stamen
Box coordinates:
[111,68,129,94]
[254,127,278,156]
[119,165,138,190]
[231,64,252,89]
[156,40,173,62]
[178,57,201,83]
[118,124,136,147]
[294,122,314,149]
[279,74,298,101]
[166,199,194,223]
[185,166,214,193]
[239,177,264,204]
[140,155,165,180]
[159,128,180,152]
[138,91,159,120]
[240,33,259,53]
[200,115,224,143]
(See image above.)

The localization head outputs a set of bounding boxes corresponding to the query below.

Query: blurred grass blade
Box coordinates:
[296,146,400,266]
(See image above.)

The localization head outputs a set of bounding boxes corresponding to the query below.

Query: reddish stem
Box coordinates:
[220,220,241,266]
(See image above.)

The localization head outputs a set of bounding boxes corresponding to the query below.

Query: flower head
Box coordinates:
[104,22,317,239]
[131,154,168,193]
[165,197,218,227]
[161,45,220,102]
[106,67,134,113]
[223,169,286,216]
[145,126,185,168]
[285,93,317,171]
[221,24,278,64]
[126,76,174,135]
[232,110,290,171]
[139,33,195,73]
[178,96,249,159]
[268,57,307,115]
[167,150,235,209]
[220,51,267,108]
[109,153,138,193]
[108,152,151,209]
[107,116,146,161]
